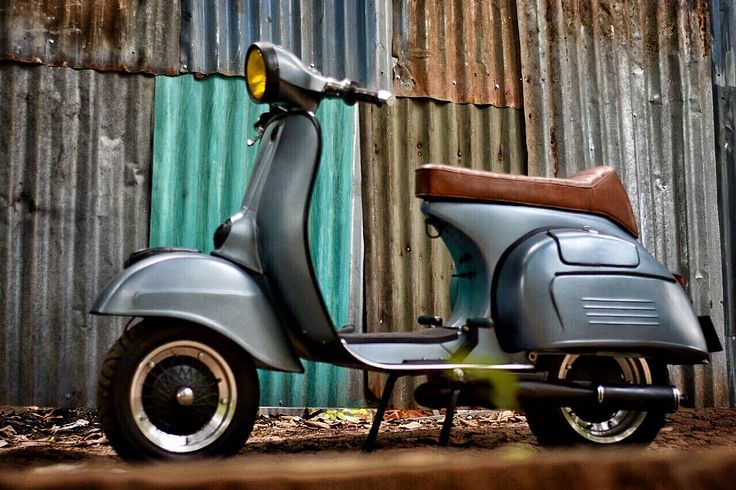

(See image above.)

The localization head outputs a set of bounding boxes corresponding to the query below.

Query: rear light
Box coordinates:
[672,273,686,289]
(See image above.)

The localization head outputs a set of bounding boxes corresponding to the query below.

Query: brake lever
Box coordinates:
[324,80,395,107]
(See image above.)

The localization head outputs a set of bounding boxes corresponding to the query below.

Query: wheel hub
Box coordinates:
[559,355,652,443]
[130,341,238,453]
[141,355,220,435]
[176,387,195,406]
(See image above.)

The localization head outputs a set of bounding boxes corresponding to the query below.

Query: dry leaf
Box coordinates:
[384,409,431,420]
[398,421,422,430]
[384,410,401,421]
[0,425,17,438]
[85,437,108,446]
[497,411,516,422]
[303,420,331,430]
[448,436,474,447]
[51,419,90,434]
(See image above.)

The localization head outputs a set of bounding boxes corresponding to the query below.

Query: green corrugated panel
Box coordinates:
[151,74,361,407]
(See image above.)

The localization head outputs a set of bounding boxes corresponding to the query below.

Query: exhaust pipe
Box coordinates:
[516,381,682,412]
[414,380,682,412]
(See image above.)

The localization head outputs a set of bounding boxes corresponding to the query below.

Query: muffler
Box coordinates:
[414,380,682,412]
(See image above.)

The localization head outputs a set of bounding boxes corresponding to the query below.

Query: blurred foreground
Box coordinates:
[1,407,735,488]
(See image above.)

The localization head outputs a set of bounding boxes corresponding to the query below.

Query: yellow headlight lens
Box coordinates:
[246,48,267,100]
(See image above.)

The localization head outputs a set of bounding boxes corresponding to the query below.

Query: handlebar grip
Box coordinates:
[347,86,395,107]
[325,80,395,107]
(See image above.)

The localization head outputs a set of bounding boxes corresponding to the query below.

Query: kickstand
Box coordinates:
[363,373,399,452]
[438,382,461,447]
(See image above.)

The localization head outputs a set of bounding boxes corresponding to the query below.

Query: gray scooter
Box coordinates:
[92,42,722,460]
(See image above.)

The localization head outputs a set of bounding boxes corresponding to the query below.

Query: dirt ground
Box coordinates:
[1,406,736,471]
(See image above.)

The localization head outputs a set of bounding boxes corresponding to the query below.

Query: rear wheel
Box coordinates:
[524,355,669,446]
[97,320,259,460]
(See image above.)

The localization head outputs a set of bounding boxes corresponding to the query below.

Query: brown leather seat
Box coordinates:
[415,165,638,237]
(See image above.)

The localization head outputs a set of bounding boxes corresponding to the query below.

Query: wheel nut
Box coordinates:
[176,387,195,406]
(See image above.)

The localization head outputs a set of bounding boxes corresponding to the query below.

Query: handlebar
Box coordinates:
[344,86,395,107]
[323,80,395,107]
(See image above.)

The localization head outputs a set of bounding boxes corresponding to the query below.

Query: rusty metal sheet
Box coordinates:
[712,0,736,87]
[180,0,392,89]
[711,0,736,401]
[517,0,727,406]
[0,62,153,407]
[392,0,523,107]
[0,0,180,74]
[360,99,526,404]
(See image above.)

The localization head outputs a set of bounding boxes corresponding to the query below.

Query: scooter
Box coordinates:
[92,42,722,460]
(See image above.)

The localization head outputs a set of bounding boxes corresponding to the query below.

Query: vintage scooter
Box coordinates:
[92,42,721,460]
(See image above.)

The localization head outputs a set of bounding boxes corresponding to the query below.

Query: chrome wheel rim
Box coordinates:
[558,355,651,444]
[130,340,237,453]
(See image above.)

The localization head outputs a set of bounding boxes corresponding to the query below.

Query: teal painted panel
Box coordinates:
[151,74,362,407]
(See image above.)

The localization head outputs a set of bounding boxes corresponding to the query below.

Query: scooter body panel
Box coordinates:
[247,113,354,363]
[91,252,304,373]
[422,201,710,363]
[422,200,633,326]
[212,114,287,274]
[494,229,709,362]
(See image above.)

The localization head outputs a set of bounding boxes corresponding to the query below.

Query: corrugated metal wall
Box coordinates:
[0,0,180,74]
[711,0,736,400]
[361,0,731,406]
[149,74,363,407]
[361,0,527,404]
[360,99,526,405]
[392,0,523,107]
[0,0,388,408]
[2,0,732,408]
[0,63,153,406]
[180,0,392,89]
[149,75,255,250]
[517,0,728,406]
[170,0,397,406]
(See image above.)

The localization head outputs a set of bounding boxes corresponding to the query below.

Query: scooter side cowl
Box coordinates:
[494,228,710,363]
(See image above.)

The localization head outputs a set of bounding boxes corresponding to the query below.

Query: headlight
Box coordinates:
[245,44,278,103]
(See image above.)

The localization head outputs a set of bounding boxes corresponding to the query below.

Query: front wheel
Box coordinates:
[97,320,260,460]
[523,355,669,447]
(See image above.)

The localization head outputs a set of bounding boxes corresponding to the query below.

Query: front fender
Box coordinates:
[92,252,303,373]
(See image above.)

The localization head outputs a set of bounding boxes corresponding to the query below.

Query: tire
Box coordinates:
[97,319,260,461]
[523,355,668,447]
